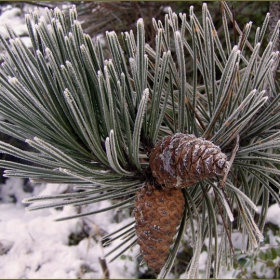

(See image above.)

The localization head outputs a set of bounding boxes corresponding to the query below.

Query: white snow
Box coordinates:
[0,178,138,278]
[266,203,280,226]
[0,7,32,48]
[0,7,27,36]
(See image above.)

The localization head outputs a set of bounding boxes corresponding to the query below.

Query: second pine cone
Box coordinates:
[134,181,185,272]
[149,133,229,189]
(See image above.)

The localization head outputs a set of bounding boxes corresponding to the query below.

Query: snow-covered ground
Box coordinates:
[0,5,32,48]
[1,178,279,279]
[0,178,138,278]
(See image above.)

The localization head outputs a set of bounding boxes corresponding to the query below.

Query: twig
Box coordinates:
[98,257,110,279]
[218,134,240,218]
[220,134,240,188]
[213,190,234,255]
[221,2,255,53]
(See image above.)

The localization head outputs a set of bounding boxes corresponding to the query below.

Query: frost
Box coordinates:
[196,160,202,175]
[175,175,183,187]
[217,159,226,169]
[160,149,175,177]
[204,155,213,172]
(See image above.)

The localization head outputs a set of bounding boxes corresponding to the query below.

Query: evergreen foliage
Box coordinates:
[0,2,279,278]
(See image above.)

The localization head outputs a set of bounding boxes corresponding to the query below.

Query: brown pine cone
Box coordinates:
[149,133,229,189]
[134,181,185,272]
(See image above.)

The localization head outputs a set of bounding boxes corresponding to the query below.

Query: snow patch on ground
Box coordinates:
[0,7,27,36]
[0,7,32,48]
[0,178,138,278]
[266,203,280,226]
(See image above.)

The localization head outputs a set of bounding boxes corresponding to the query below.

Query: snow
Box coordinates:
[0,7,27,36]
[0,7,31,48]
[257,203,280,227]
[0,178,138,278]
[266,203,280,226]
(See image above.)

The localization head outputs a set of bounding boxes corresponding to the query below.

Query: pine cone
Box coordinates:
[149,133,229,189]
[134,181,185,272]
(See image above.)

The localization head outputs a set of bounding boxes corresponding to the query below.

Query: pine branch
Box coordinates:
[0,3,279,278]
